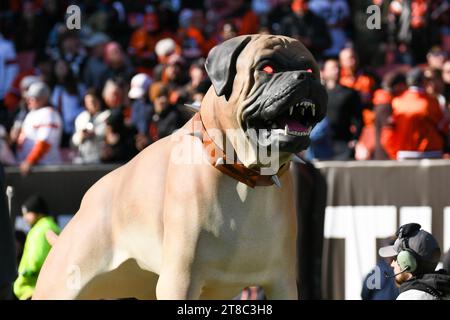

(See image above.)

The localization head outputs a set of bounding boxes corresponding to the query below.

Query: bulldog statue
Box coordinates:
[33,35,327,299]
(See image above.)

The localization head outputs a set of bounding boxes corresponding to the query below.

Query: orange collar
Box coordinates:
[189,112,290,188]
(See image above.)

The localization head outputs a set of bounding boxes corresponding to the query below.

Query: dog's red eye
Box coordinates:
[262,65,275,74]
[306,68,313,73]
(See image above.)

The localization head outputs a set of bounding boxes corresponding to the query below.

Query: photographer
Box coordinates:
[72,89,110,164]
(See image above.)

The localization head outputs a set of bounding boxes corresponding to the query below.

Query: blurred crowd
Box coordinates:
[0,0,449,171]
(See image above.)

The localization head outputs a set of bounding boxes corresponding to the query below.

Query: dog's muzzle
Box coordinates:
[242,70,328,153]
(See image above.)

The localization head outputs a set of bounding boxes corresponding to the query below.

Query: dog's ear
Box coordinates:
[205,36,252,100]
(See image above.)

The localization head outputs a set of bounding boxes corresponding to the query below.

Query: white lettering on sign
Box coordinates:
[324,206,397,300]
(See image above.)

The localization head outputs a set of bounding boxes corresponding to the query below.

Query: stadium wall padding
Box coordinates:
[4,160,450,300]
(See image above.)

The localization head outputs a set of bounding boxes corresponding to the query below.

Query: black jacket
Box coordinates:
[326,84,363,142]
[399,270,450,300]
[148,106,182,143]
[280,11,331,59]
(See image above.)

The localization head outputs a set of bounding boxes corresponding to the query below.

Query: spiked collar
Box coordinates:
[189,112,290,188]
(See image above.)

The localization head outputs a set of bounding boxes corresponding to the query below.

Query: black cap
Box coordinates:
[379,223,441,274]
[406,68,425,87]
[22,195,48,215]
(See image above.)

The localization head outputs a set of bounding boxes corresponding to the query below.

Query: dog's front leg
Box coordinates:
[156,267,202,300]
[156,218,203,300]
[156,171,206,300]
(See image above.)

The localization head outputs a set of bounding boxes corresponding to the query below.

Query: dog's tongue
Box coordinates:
[278,118,308,132]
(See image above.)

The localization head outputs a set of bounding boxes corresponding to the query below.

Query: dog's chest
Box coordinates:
[197,181,295,284]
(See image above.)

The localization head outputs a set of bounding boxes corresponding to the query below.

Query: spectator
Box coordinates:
[308,0,351,58]
[0,125,15,165]
[161,55,190,106]
[304,117,334,161]
[152,38,180,82]
[72,89,111,164]
[266,0,293,34]
[0,0,449,167]
[190,79,210,106]
[103,42,135,85]
[339,47,377,110]
[9,76,40,152]
[54,31,86,80]
[0,32,19,101]
[424,68,447,110]
[17,82,62,175]
[82,33,110,92]
[381,68,448,159]
[339,47,378,159]
[154,38,179,67]
[350,0,387,68]
[3,52,53,117]
[0,31,19,127]
[177,9,207,62]
[389,0,439,65]
[180,66,210,125]
[321,59,362,160]
[50,59,85,148]
[280,0,331,60]
[373,71,407,160]
[128,12,174,72]
[147,82,182,144]
[102,0,131,49]
[424,68,450,152]
[13,1,48,56]
[101,111,137,164]
[220,22,238,42]
[379,223,450,300]
[443,59,450,108]
[129,73,153,134]
[128,73,153,151]
[208,22,238,46]
[102,78,129,124]
[426,46,447,72]
[223,0,260,36]
[13,195,60,300]
[180,58,210,104]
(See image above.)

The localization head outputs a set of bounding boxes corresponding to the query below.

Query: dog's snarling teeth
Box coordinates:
[297,100,316,117]
[264,98,318,137]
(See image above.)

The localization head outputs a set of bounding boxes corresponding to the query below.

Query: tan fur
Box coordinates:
[33,35,305,299]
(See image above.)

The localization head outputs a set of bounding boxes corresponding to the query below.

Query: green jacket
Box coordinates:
[13,216,60,300]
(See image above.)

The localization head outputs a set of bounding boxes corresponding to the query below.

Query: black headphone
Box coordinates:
[395,223,421,275]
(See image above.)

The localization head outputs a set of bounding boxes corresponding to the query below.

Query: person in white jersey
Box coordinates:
[17,82,62,175]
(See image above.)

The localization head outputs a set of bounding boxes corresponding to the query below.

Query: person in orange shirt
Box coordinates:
[128,12,174,73]
[381,68,448,160]
[339,47,377,112]
[373,71,407,160]
[176,9,209,59]
[340,47,378,160]
[227,0,260,36]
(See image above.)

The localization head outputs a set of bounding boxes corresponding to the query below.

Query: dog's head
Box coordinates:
[204,35,327,166]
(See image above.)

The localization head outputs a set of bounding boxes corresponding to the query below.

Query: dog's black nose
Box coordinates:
[293,70,312,81]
